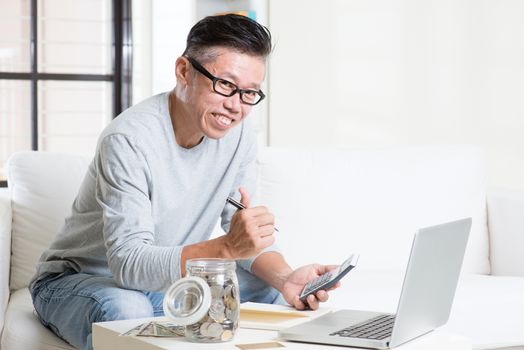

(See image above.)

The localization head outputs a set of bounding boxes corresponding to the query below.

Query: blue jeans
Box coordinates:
[30,267,285,350]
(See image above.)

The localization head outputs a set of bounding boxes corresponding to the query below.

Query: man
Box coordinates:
[30,14,336,350]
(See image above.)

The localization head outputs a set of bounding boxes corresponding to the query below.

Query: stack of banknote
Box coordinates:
[121,320,185,337]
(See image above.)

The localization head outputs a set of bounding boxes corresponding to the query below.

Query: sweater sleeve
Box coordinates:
[95,134,181,291]
[219,128,280,272]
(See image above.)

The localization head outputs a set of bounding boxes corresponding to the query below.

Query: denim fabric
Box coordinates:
[30,267,284,350]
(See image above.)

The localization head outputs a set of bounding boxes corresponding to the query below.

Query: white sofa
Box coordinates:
[1,146,524,350]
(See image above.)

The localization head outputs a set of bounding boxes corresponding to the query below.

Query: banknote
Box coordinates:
[121,321,184,337]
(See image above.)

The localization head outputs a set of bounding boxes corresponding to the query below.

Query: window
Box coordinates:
[0,0,132,187]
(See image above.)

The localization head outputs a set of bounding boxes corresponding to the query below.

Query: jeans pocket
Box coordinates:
[34,270,77,303]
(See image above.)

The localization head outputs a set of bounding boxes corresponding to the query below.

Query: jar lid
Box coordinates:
[163,276,211,326]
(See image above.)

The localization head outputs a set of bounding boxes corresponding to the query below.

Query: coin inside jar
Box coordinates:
[221,330,233,341]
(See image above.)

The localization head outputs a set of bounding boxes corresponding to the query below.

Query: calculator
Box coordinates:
[299,253,359,303]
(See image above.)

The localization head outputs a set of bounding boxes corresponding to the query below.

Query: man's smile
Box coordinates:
[212,113,235,127]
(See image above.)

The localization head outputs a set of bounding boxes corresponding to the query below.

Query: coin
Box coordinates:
[209,299,226,322]
[207,322,223,338]
[199,322,210,337]
[221,330,233,341]
[211,285,224,299]
[224,284,233,298]
[224,294,237,311]
[225,307,239,321]
[221,319,234,331]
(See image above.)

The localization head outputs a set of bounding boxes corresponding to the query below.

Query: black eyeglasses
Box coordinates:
[185,56,265,106]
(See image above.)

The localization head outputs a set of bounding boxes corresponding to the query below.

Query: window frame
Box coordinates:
[0,0,133,187]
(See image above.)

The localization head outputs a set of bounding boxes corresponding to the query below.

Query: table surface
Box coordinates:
[93,316,471,350]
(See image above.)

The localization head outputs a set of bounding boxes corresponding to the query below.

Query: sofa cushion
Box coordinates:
[1,288,75,350]
[257,146,489,274]
[487,189,524,276]
[7,152,90,291]
[0,195,11,334]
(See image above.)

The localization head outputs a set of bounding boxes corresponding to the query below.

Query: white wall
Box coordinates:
[132,0,152,105]
[268,0,524,191]
[150,0,195,95]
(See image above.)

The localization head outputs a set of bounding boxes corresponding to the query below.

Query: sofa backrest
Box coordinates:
[6,146,490,291]
[256,145,489,275]
[7,151,90,291]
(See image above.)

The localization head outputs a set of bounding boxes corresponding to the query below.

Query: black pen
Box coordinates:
[226,196,280,232]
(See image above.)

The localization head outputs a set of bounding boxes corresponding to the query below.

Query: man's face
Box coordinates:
[184,49,266,141]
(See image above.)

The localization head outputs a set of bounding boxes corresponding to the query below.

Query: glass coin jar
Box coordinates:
[163,259,240,342]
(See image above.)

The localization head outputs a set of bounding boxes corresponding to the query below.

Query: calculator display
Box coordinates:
[339,256,354,271]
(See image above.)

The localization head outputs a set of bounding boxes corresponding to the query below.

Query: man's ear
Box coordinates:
[175,56,191,86]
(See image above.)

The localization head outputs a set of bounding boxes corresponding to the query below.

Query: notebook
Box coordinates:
[278,218,472,349]
[240,302,332,331]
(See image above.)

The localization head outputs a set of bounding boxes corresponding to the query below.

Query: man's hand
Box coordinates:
[281,264,340,310]
[224,187,276,259]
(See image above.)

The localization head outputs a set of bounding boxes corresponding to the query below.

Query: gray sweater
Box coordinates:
[33,92,276,291]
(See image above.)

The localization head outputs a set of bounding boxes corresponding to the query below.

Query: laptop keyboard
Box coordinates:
[330,314,395,340]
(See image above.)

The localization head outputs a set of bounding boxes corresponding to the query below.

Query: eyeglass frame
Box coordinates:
[184,56,266,106]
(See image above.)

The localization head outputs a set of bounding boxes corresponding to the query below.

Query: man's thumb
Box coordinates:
[239,187,250,208]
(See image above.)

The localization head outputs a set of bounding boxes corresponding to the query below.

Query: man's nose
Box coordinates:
[224,92,242,113]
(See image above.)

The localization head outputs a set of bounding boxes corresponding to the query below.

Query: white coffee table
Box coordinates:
[93,316,471,350]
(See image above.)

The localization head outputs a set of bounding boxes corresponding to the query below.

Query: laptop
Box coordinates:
[279,218,472,349]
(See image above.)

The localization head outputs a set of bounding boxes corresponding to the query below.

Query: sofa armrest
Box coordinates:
[0,194,12,334]
[487,189,524,276]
